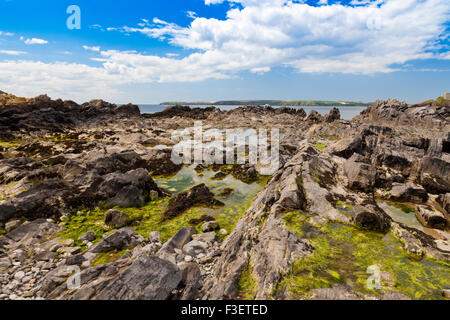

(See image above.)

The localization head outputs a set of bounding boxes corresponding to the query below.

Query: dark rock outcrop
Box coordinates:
[94,256,181,300]
[163,184,224,220]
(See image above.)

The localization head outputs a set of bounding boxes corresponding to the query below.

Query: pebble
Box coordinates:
[14,271,25,281]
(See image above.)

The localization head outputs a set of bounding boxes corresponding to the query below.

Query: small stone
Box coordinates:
[149,190,159,201]
[5,220,21,233]
[202,221,219,232]
[22,290,35,298]
[197,253,206,259]
[14,271,25,280]
[57,247,81,255]
[61,239,75,247]
[184,255,193,263]
[148,231,162,243]
[219,229,228,236]
[199,256,214,264]
[443,289,450,299]
[78,231,96,242]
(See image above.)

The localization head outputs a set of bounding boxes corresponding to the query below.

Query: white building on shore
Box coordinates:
[444,93,450,100]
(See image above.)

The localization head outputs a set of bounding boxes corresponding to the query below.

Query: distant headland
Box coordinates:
[160,100,372,107]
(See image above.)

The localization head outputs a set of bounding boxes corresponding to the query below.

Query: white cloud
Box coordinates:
[0,31,14,37]
[24,38,48,45]
[0,50,27,56]
[0,0,448,101]
[83,45,101,52]
[111,0,449,75]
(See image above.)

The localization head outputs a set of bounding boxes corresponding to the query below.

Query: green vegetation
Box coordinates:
[57,208,115,248]
[387,201,415,214]
[58,166,268,245]
[92,249,128,267]
[237,263,258,300]
[161,100,372,107]
[0,227,5,235]
[277,211,450,300]
[313,142,327,151]
[0,141,21,148]
[319,133,340,141]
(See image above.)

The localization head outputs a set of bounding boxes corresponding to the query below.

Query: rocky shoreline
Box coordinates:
[0,91,449,300]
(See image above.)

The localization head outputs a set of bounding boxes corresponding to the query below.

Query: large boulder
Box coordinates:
[389,183,428,203]
[94,256,181,300]
[97,168,160,208]
[437,193,450,214]
[305,110,323,123]
[420,157,450,194]
[89,228,144,254]
[351,204,391,232]
[415,205,447,230]
[104,209,129,228]
[116,103,140,117]
[329,137,364,159]
[163,184,224,220]
[344,155,376,192]
[324,107,341,123]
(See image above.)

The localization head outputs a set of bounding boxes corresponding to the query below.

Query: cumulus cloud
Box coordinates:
[0,0,448,100]
[111,0,449,75]
[24,38,48,45]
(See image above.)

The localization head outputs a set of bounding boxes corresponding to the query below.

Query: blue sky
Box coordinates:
[0,0,449,104]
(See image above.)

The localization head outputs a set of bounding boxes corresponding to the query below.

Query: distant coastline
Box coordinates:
[160,100,372,107]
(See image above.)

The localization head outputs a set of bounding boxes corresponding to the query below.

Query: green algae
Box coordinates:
[313,142,327,151]
[0,141,21,148]
[237,262,258,300]
[153,165,268,238]
[56,208,115,247]
[91,249,128,267]
[278,211,450,300]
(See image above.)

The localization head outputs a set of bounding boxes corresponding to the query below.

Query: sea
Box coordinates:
[137,104,368,121]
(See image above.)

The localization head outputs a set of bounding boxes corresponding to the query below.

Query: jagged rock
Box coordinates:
[163,184,224,220]
[351,204,391,232]
[94,256,181,300]
[391,223,424,259]
[178,262,202,300]
[420,157,450,194]
[324,107,341,123]
[157,227,195,264]
[192,232,217,245]
[389,183,428,203]
[344,154,376,192]
[415,205,447,230]
[34,251,56,262]
[104,209,129,228]
[89,228,144,254]
[306,110,323,123]
[437,193,450,214]
[79,231,96,242]
[5,219,21,233]
[66,254,86,266]
[182,240,208,257]
[97,168,160,208]
[116,103,140,117]
[329,136,364,159]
